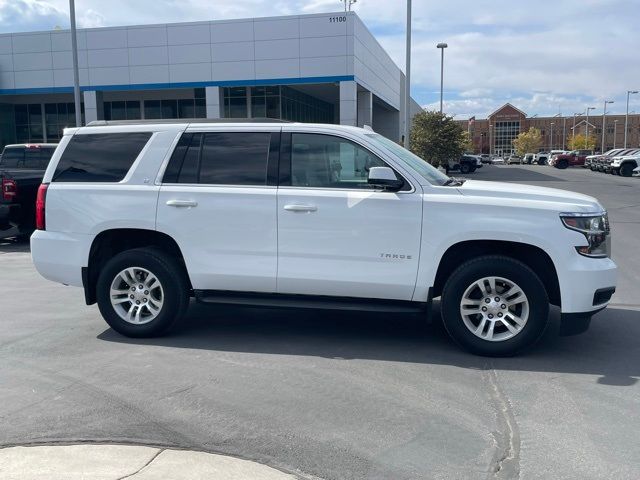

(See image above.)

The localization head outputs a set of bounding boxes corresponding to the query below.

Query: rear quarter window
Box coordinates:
[52,132,152,182]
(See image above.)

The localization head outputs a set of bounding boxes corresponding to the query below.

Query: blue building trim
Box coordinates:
[0,75,356,96]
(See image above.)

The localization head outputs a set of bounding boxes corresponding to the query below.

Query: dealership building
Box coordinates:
[0,11,422,148]
[460,103,640,156]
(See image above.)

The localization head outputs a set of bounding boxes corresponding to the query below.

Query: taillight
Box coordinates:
[2,178,17,201]
[36,183,48,230]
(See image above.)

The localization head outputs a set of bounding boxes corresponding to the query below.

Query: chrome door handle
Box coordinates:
[166,200,198,208]
[284,204,317,212]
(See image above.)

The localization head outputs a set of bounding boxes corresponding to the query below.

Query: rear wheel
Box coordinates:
[96,247,189,337]
[620,163,634,177]
[441,255,550,356]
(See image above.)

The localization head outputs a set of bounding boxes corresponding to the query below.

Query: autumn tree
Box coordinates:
[567,133,596,151]
[512,127,543,155]
[410,111,468,168]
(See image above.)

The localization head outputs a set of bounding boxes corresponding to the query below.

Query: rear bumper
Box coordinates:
[31,230,93,287]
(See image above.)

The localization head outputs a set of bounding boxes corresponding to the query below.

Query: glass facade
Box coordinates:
[222,86,334,123]
[15,103,83,143]
[494,121,520,155]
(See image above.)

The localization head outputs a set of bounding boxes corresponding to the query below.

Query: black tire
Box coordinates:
[556,160,568,169]
[441,255,550,357]
[620,163,634,177]
[96,247,190,337]
[469,166,477,173]
[460,163,471,174]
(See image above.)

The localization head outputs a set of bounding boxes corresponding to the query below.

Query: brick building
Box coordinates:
[458,103,640,155]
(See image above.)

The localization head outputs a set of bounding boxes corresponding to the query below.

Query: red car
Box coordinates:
[549,149,593,169]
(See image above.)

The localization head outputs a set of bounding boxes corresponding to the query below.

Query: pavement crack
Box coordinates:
[483,365,520,480]
[117,448,165,480]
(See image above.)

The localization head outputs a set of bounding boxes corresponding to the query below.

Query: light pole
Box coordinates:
[436,43,448,114]
[613,120,618,149]
[550,122,554,151]
[625,90,638,148]
[585,106,596,149]
[601,100,614,153]
[403,0,412,148]
[69,0,82,127]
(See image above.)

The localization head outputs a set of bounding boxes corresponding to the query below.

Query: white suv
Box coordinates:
[31,121,617,356]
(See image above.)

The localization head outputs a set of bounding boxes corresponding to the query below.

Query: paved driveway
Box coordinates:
[1,165,638,480]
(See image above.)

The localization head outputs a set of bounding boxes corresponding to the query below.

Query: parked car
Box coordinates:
[610,151,640,177]
[507,154,523,164]
[480,154,491,164]
[534,153,549,165]
[603,149,639,173]
[31,120,617,357]
[633,165,640,177]
[456,154,482,174]
[491,157,506,165]
[0,143,57,239]
[523,153,535,164]
[586,149,623,171]
[549,150,592,169]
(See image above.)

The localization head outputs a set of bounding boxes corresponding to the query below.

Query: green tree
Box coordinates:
[409,110,468,168]
[512,127,543,156]
[567,133,596,151]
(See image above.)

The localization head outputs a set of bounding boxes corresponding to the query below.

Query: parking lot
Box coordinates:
[1,165,639,480]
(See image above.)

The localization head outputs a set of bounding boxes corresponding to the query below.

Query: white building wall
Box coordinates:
[0,13,357,93]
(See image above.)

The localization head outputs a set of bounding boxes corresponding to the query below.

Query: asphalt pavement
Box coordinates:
[0,165,638,480]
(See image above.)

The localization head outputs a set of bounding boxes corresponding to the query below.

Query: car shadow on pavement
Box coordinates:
[98,302,640,386]
[0,236,30,253]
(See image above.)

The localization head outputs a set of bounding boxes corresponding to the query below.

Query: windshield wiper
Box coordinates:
[442,177,466,186]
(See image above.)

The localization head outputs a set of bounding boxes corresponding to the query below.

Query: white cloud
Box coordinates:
[1,0,638,117]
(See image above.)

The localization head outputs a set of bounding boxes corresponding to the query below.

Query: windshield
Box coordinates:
[365,133,450,186]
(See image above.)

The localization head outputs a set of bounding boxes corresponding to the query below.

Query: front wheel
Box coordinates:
[460,163,471,174]
[441,255,550,356]
[556,160,568,169]
[620,163,634,177]
[96,247,190,337]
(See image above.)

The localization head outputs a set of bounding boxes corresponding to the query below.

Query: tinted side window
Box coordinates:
[290,133,388,189]
[163,133,202,184]
[52,133,152,182]
[199,132,270,185]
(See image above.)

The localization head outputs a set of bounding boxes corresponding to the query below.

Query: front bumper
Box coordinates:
[559,253,617,314]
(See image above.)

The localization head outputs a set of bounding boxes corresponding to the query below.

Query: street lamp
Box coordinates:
[613,119,618,149]
[69,0,82,127]
[585,106,596,149]
[601,100,614,153]
[403,0,412,148]
[550,122,554,151]
[625,90,638,148]
[436,43,448,114]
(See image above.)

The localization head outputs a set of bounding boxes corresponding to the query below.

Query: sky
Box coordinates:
[1,0,639,119]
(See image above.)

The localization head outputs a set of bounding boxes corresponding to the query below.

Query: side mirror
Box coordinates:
[368,166,403,191]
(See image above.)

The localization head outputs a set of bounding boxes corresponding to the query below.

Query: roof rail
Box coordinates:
[86,118,292,126]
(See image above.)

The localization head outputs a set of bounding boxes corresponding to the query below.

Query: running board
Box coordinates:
[194,290,428,313]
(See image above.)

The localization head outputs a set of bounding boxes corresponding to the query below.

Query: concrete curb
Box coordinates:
[0,444,298,480]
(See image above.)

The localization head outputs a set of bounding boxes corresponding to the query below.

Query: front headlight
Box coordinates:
[560,212,610,258]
